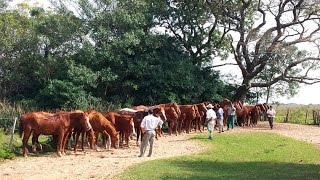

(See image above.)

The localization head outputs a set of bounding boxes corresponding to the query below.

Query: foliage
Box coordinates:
[0,100,26,133]
[117,132,320,180]
[0,130,16,159]
[153,0,232,65]
[6,0,319,109]
[204,0,320,101]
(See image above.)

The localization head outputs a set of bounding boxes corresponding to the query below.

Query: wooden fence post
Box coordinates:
[305,111,308,124]
[285,109,290,123]
[9,117,18,148]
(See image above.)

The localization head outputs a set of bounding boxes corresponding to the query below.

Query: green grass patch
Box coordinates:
[117,132,320,180]
[274,104,320,124]
[0,130,55,160]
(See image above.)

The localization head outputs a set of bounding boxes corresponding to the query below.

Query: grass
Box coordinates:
[274,104,320,124]
[0,130,54,160]
[117,132,320,180]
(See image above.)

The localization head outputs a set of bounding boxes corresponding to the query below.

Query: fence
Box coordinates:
[312,110,320,126]
[0,117,18,148]
[279,108,320,125]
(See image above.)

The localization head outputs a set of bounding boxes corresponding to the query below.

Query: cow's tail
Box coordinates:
[19,117,23,138]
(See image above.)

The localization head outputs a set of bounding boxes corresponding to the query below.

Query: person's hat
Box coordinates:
[207,104,214,109]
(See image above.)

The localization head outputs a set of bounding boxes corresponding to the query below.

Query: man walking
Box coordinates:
[138,109,163,157]
[266,106,276,129]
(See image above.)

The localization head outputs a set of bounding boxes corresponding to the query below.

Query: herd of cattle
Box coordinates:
[18,98,270,157]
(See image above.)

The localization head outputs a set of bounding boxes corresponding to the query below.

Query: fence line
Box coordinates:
[282,109,319,125]
[312,110,320,126]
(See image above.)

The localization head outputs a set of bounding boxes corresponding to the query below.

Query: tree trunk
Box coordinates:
[234,85,249,102]
[266,86,270,104]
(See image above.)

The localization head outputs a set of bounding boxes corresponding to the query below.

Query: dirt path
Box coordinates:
[0,121,319,180]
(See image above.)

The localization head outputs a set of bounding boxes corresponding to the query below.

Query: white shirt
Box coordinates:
[206,109,216,120]
[140,114,164,131]
[267,109,276,118]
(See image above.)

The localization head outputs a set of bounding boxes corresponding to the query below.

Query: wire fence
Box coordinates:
[0,117,18,148]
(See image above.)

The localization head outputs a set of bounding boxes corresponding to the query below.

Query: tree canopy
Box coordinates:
[1,0,320,109]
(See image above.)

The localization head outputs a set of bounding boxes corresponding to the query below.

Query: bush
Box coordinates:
[0,144,15,159]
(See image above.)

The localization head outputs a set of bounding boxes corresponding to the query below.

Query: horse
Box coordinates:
[193,103,207,132]
[160,102,181,135]
[178,105,197,134]
[118,105,167,146]
[86,110,119,150]
[19,111,92,157]
[103,112,136,148]
[220,98,233,126]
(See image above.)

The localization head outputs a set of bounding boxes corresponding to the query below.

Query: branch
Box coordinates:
[252,57,320,87]
[206,63,238,69]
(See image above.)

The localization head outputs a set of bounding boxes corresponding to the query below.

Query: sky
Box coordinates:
[8,0,320,105]
[216,61,320,105]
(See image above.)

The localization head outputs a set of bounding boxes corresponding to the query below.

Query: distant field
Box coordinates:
[272,104,320,124]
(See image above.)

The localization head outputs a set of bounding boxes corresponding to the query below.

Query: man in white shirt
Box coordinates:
[216,104,224,133]
[138,109,163,157]
[206,104,216,140]
[266,106,276,130]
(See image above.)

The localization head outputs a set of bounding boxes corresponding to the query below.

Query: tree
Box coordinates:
[72,0,228,106]
[153,0,232,66]
[207,0,320,102]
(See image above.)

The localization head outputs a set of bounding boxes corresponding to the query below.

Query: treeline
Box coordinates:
[0,1,242,110]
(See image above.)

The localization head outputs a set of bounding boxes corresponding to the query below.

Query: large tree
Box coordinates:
[206,0,320,101]
[153,0,232,66]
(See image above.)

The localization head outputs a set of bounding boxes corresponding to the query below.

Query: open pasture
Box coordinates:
[273,104,320,125]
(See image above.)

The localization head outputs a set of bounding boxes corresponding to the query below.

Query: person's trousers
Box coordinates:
[217,118,224,132]
[268,117,274,129]
[227,115,235,129]
[139,130,155,157]
[207,120,214,139]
